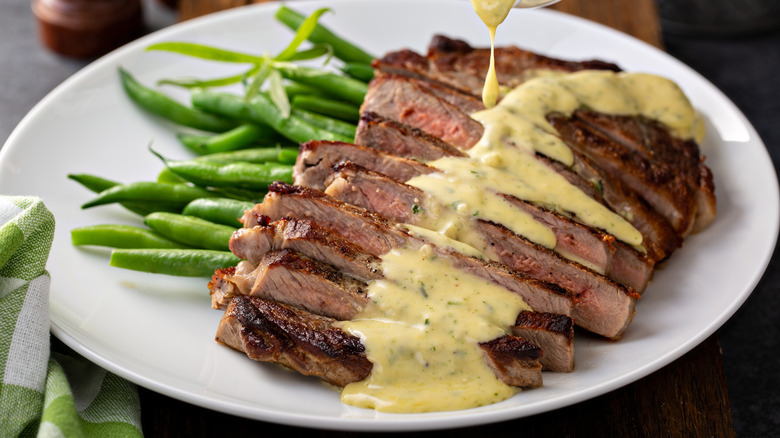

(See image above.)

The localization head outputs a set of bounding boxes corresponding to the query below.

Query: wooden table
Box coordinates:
[139,1,736,436]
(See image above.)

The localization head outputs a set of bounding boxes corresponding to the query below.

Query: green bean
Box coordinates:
[210,186,267,203]
[285,81,326,99]
[82,181,216,210]
[119,68,238,133]
[291,108,356,139]
[275,5,375,65]
[250,92,353,143]
[151,149,293,190]
[191,91,345,143]
[144,212,236,251]
[292,95,360,123]
[273,63,368,106]
[277,148,299,165]
[191,90,254,122]
[182,198,255,227]
[157,167,188,184]
[68,174,180,215]
[340,63,375,83]
[195,147,298,165]
[71,224,190,249]
[176,123,280,155]
[109,248,240,277]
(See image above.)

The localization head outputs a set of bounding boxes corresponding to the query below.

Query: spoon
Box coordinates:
[513,0,561,9]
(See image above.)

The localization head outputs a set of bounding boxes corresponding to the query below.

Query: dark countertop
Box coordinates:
[1,1,778,435]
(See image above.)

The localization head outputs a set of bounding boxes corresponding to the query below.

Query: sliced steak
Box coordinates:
[218,296,543,388]
[355,111,467,161]
[512,310,574,372]
[478,335,543,388]
[324,161,652,293]
[361,73,484,149]
[251,182,576,317]
[216,296,371,387]
[210,249,371,320]
[549,112,697,237]
[476,220,638,340]
[293,140,434,191]
[231,217,383,282]
[374,35,621,98]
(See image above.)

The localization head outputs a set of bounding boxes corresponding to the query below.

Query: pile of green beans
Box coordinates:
[70,5,376,278]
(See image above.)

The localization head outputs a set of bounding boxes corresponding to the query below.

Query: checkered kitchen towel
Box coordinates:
[0,196,143,437]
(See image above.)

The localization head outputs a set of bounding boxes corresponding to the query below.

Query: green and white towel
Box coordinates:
[0,196,143,437]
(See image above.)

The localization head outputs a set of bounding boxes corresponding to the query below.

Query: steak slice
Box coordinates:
[210,249,371,320]
[549,112,698,236]
[216,296,372,387]
[251,182,576,317]
[361,73,484,149]
[217,296,543,388]
[231,217,383,282]
[476,220,638,340]
[512,311,574,372]
[324,161,652,294]
[355,111,467,161]
[322,164,637,339]
[293,140,434,191]
[373,35,621,98]
[573,110,716,234]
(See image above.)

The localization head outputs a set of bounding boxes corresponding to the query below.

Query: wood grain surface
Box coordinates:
[145,1,734,436]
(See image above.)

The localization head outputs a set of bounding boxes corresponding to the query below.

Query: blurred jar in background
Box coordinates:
[657,0,780,36]
[32,0,143,58]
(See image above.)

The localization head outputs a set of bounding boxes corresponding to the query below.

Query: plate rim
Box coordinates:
[3,0,778,431]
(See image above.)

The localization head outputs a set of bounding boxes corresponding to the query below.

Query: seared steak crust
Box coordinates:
[216,296,371,387]
[374,35,621,98]
[218,296,543,388]
[512,311,574,372]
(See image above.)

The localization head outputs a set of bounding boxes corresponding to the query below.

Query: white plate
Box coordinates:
[1,0,777,431]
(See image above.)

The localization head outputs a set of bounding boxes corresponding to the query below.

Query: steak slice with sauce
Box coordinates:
[210,249,371,320]
[323,163,638,339]
[217,296,543,388]
[324,161,652,294]
[250,182,576,317]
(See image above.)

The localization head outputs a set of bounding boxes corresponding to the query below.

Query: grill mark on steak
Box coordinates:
[512,311,574,372]
[254,182,576,317]
[217,296,543,388]
[355,111,467,161]
[210,249,371,320]
[230,217,383,282]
